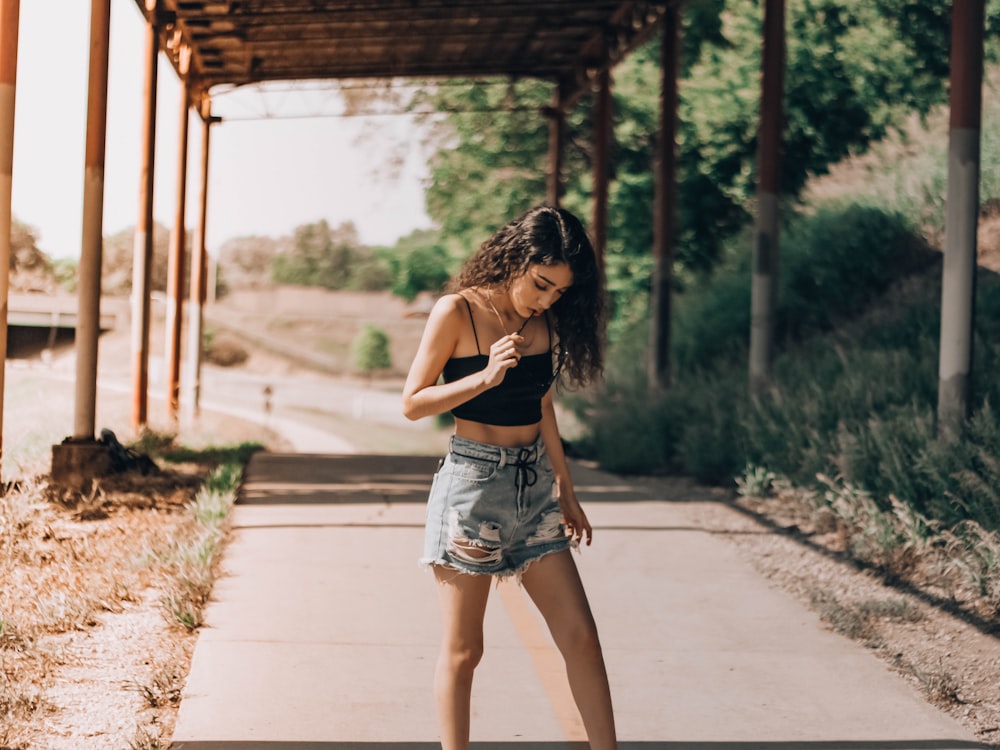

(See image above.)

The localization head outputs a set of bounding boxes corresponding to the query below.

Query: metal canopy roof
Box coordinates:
[140,1,670,108]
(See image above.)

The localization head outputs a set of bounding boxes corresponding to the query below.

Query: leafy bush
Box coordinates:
[387,236,452,302]
[351,324,392,377]
[777,205,934,339]
[577,203,1000,533]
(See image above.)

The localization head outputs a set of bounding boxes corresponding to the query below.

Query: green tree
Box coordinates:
[272,220,391,291]
[414,0,964,334]
[351,324,391,377]
[386,229,453,301]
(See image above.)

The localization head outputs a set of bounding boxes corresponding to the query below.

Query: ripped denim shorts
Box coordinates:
[420,434,572,578]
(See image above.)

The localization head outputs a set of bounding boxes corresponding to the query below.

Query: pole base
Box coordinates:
[51,438,114,487]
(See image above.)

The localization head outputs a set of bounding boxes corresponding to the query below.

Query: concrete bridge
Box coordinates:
[7,292,123,330]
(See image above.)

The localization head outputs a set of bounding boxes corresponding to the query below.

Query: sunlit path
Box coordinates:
[169,455,983,749]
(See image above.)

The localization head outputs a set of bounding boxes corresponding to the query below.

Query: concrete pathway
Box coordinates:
[170,454,987,750]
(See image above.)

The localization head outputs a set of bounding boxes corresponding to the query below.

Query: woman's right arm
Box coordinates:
[401,294,521,421]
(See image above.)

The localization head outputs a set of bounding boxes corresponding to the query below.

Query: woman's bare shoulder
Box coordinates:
[428,291,472,320]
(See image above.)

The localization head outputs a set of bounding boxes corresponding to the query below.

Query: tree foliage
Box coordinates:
[351,323,392,376]
[385,228,453,301]
[413,0,973,334]
[271,219,392,291]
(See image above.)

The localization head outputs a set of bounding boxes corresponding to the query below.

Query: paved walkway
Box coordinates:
[170,453,987,750]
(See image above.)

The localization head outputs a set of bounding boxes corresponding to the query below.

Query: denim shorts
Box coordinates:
[420,434,572,578]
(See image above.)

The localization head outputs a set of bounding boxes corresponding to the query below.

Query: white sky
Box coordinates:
[11,0,433,259]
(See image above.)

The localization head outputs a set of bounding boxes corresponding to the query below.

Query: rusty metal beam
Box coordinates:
[139,0,670,111]
[165,47,191,424]
[749,0,785,397]
[0,0,18,479]
[74,0,112,441]
[131,0,159,432]
[592,64,612,270]
[649,7,679,393]
[937,0,985,436]
[545,81,565,208]
[185,99,218,420]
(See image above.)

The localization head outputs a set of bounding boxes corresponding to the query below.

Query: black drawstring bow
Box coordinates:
[513,446,538,490]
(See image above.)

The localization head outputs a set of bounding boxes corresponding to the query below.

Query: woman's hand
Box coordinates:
[482,333,524,388]
[558,486,593,546]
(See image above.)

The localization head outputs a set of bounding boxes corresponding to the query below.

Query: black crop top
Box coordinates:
[442,296,557,426]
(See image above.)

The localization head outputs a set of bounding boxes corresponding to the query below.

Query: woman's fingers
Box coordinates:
[565,511,593,546]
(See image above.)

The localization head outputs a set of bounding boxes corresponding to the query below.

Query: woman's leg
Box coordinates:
[432,565,493,750]
[520,551,617,750]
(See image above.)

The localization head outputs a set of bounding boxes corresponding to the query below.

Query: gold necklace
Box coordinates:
[485,289,529,336]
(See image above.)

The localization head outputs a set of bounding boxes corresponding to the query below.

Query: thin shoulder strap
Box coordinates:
[458,293,482,355]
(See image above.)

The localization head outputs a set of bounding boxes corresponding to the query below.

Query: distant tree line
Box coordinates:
[7,215,452,304]
[217,219,450,301]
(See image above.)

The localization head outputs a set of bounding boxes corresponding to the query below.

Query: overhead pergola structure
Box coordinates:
[45,0,676,482]
[0,1,983,481]
[126,0,673,432]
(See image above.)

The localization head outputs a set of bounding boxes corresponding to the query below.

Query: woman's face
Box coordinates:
[507,262,573,318]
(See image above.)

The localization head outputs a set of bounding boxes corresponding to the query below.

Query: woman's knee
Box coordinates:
[555,620,603,661]
[441,640,485,677]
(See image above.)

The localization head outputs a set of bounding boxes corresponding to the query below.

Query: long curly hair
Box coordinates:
[451,206,605,387]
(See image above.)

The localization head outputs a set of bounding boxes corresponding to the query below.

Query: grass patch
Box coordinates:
[123,663,184,708]
[0,439,254,747]
[150,463,244,631]
[810,589,925,647]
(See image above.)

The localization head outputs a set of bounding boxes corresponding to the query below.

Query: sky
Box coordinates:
[11,0,433,259]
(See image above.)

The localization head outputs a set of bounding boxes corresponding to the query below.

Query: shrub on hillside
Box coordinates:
[671,206,934,374]
[577,209,1000,533]
[778,205,934,338]
[203,332,249,368]
[351,324,391,378]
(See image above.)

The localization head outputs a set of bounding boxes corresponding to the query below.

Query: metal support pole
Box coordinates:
[0,0,19,478]
[592,65,612,270]
[74,0,111,440]
[130,0,158,432]
[165,48,191,424]
[749,0,785,397]
[937,0,984,437]
[649,7,680,393]
[185,101,217,421]
[545,81,565,207]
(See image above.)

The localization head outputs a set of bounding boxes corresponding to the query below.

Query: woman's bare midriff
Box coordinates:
[454,417,541,448]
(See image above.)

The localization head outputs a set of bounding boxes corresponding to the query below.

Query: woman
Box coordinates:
[402,206,616,750]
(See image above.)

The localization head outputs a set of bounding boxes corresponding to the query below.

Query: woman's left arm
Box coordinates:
[539,390,593,546]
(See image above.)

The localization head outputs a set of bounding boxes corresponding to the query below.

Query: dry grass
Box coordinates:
[0,456,236,749]
[736,465,1000,627]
